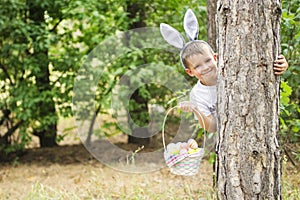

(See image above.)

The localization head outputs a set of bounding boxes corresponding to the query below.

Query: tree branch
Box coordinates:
[3,120,24,139]
[50,17,64,33]
[0,109,11,126]
[0,63,14,85]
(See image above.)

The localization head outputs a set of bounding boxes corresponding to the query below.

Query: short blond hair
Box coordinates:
[181,41,214,69]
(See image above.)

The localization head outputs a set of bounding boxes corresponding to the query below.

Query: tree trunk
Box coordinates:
[28,0,57,147]
[206,0,217,51]
[206,0,218,188]
[216,0,282,199]
[126,1,150,146]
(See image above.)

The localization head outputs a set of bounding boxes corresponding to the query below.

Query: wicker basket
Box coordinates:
[162,106,206,176]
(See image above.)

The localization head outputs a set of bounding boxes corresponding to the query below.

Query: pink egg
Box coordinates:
[180,142,189,150]
[180,148,188,155]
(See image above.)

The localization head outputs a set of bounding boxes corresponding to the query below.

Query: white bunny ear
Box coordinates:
[160,23,185,49]
[184,9,199,41]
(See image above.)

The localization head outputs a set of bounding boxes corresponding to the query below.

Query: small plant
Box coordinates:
[126,145,144,165]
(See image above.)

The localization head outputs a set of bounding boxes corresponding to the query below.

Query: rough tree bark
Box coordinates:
[206,0,217,51]
[206,0,218,187]
[216,0,282,199]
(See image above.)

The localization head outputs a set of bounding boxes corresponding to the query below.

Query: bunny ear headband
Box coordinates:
[160,9,210,69]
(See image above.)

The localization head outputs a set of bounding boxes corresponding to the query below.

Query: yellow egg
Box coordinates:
[188,148,196,154]
[188,148,202,154]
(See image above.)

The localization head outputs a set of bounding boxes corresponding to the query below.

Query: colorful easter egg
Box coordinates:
[167,143,176,151]
[188,139,198,149]
[167,143,179,155]
[175,142,182,150]
[188,148,197,154]
[188,148,201,154]
[180,142,189,150]
[180,148,188,155]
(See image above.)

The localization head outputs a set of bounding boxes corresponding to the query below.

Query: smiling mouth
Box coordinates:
[201,69,212,75]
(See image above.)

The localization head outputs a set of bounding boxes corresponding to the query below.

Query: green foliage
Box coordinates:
[0,0,60,155]
[2,0,298,161]
[280,0,300,160]
[73,0,207,139]
[0,0,207,155]
[280,81,300,142]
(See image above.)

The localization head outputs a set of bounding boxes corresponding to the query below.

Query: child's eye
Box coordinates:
[205,58,211,63]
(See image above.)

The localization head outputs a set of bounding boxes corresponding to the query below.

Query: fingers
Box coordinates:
[178,101,196,112]
[273,63,286,68]
[274,69,285,75]
[274,65,286,75]
[277,54,284,59]
[273,54,288,75]
[274,55,285,64]
[274,64,287,75]
[274,59,284,64]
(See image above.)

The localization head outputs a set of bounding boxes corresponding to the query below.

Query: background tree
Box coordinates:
[125,0,151,145]
[27,0,58,147]
[216,0,282,198]
[206,0,217,51]
[0,0,64,155]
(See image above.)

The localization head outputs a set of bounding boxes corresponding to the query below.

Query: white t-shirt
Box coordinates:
[189,80,217,117]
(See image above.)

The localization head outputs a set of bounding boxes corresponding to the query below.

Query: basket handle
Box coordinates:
[162,105,207,152]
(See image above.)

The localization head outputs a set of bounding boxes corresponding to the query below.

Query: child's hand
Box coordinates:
[273,54,288,75]
[178,101,196,112]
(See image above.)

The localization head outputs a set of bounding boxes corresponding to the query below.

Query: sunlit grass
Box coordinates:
[23,181,215,200]
[19,163,298,200]
[23,182,82,200]
[282,156,300,199]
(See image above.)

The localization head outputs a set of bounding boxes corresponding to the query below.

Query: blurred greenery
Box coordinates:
[280,0,300,164]
[0,0,299,163]
[0,0,204,159]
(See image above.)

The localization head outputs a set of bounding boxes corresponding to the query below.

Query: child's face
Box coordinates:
[185,52,217,86]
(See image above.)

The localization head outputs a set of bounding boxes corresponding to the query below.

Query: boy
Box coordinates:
[179,41,288,132]
[160,9,288,132]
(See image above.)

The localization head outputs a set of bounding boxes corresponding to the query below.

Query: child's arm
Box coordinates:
[194,111,217,133]
[274,54,288,75]
[179,102,217,133]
